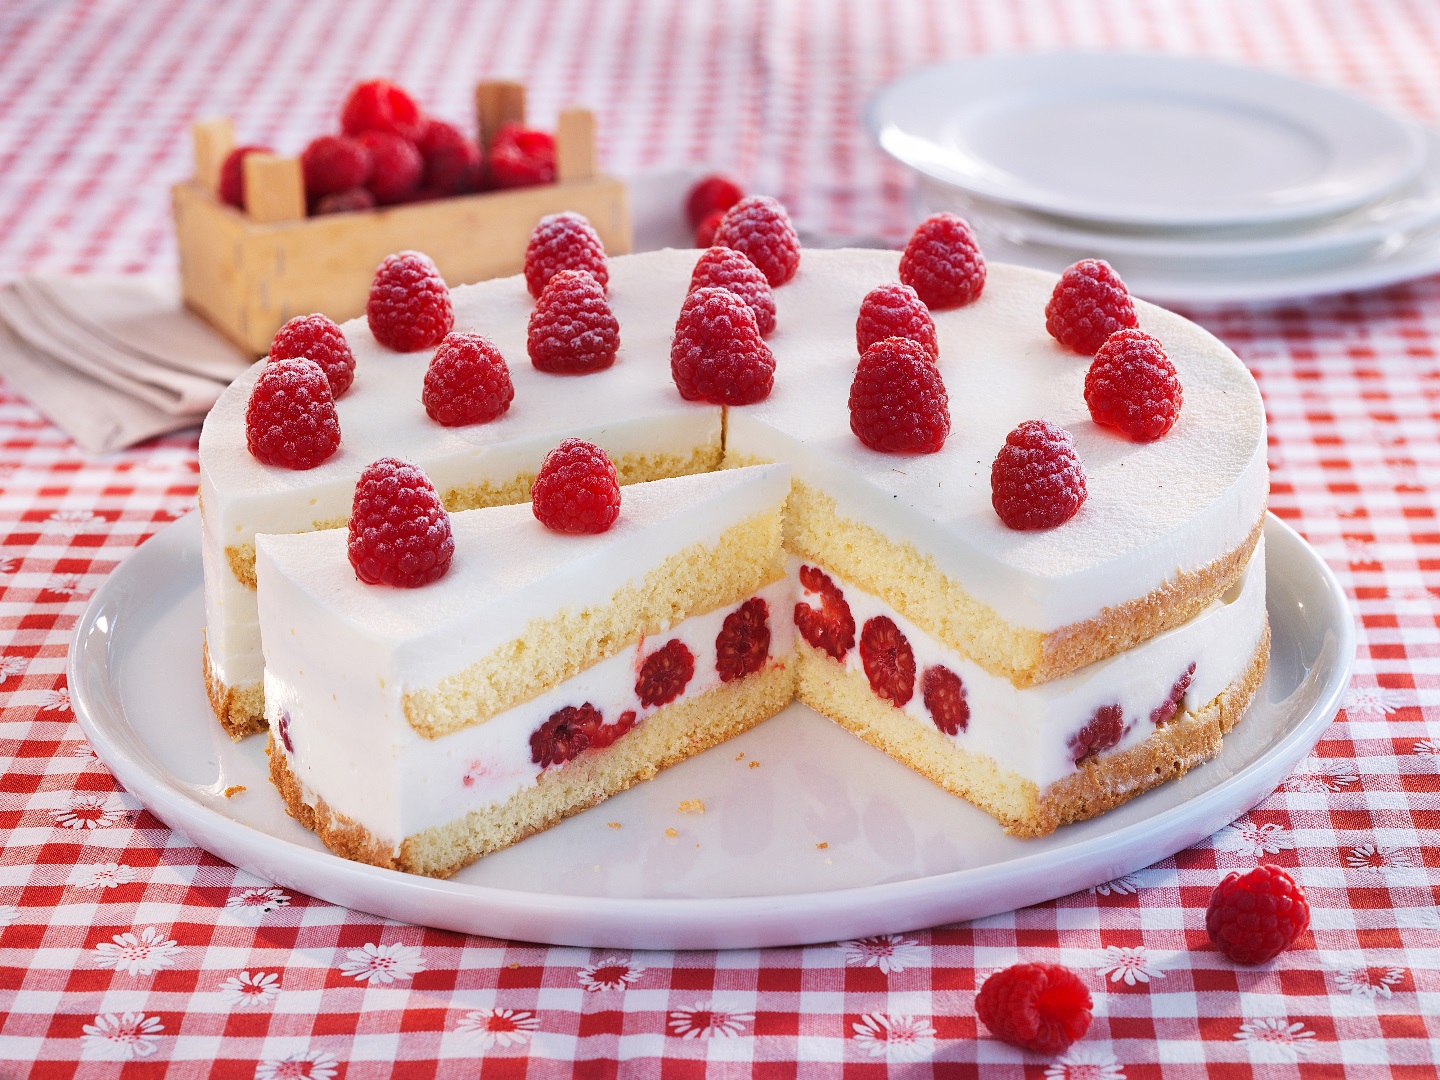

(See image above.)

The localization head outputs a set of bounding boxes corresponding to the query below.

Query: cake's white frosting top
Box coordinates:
[255,463,790,691]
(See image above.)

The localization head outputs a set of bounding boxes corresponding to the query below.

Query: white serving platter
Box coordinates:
[868,52,1425,230]
[69,513,1353,949]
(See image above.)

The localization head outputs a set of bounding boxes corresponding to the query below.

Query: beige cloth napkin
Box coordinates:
[0,276,250,453]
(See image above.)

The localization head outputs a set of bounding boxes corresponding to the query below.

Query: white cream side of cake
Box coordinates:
[728,251,1269,632]
[200,248,725,693]
[255,465,793,851]
[798,536,1266,790]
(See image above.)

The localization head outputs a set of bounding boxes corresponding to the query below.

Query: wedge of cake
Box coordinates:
[256,462,794,877]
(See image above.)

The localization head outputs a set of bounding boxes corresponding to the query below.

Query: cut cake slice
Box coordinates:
[256,464,794,878]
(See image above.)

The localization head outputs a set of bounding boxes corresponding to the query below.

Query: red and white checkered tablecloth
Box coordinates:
[1,0,1437,1074]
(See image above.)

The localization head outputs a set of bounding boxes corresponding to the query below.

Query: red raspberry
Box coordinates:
[715,597,771,682]
[990,419,1086,530]
[366,251,453,352]
[1085,328,1183,441]
[859,616,915,707]
[922,666,969,735]
[976,963,1093,1054]
[848,337,949,454]
[899,214,986,310]
[524,212,609,299]
[300,135,371,198]
[856,282,938,362]
[423,332,514,426]
[1046,259,1138,355]
[312,187,376,215]
[276,710,294,754]
[713,196,800,287]
[685,175,744,229]
[530,438,621,534]
[1150,663,1195,727]
[356,130,423,205]
[417,118,482,196]
[217,145,272,210]
[794,564,855,662]
[670,286,775,405]
[695,210,726,248]
[530,703,605,768]
[528,269,620,374]
[268,313,355,398]
[341,79,425,141]
[1068,703,1126,765]
[346,457,454,588]
[244,357,340,470]
[489,123,555,189]
[689,247,776,338]
[635,640,695,708]
[1206,864,1310,965]
[590,709,639,750]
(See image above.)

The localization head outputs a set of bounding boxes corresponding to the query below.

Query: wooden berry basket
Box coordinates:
[172,81,631,354]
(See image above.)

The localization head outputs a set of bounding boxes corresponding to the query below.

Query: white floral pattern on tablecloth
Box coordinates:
[851,1013,937,1061]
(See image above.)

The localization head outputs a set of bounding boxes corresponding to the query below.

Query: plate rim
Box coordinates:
[867,50,1427,229]
[68,512,1355,948]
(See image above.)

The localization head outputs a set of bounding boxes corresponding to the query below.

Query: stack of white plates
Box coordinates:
[867,53,1440,305]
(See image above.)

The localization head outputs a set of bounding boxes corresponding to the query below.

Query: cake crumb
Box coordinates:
[508,962,520,970]
[665,828,678,838]
[222,785,246,798]
[607,821,622,830]
[735,751,745,760]
[748,760,760,769]
[815,841,828,850]
[677,799,705,814]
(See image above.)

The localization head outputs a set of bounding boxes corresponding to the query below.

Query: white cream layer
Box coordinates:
[797,535,1266,791]
[265,578,796,852]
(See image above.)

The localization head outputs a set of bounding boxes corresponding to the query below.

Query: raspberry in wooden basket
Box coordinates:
[423,332,514,426]
[977,963,1093,1054]
[268,313,355,398]
[899,213,986,309]
[300,134,371,198]
[525,212,609,299]
[528,269,619,374]
[346,457,454,588]
[244,357,340,470]
[990,419,1086,530]
[489,123,556,188]
[356,130,423,205]
[367,251,453,351]
[341,79,425,141]
[856,282,938,361]
[1086,328,1183,441]
[313,188,376,215]
[1206,864,1310,964]
[1045,258,1138,355]
[685,174,744,229]
[713,196,801,286]
[689,246,776,337]
[218,145,272,209]
[416,118,482,196]
[848,337,949,453]
[530,438,621,534]
[670,286,775,404]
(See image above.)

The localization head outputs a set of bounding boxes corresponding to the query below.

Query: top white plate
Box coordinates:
[867,52,1426,229]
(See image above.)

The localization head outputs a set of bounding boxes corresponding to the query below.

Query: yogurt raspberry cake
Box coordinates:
[200,202,1269,867]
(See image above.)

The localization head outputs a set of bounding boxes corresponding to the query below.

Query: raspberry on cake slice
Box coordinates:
[527,270,620,374]
[367,250,454,351]
[254,464,795,877]
[1046,258,1139,355]
[899,213,985,309]
[671,286,775,404]
[713,196,801,287]
[525,212,609,299]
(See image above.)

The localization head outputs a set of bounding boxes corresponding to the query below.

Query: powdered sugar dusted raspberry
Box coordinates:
[685,175,744,229]
[976,963,1092,1054]
[489,123,555,188]
[794,564,856,662]
[423,332,514,426]
[530,438,621,534]
[715,597,771,682]
[1046,258,1138,355]
[525,212,609,299]
[1086,328,1183,440]
[268,313,355,398]
[1068,703,1125,764]
[848,337,949,453]
[346,457,454,588]
[635,640,695,708]
[300,134,371,198]
[218,145,272,210]
[366,251,453,351]
[713,196,801,286]
[356,130,423,205]
[921,666,968,735]
[859,616,915,707]
[689,247,776,337]
[990,419,1086,530]
[670,286,775,405]
[244,357,340,470]
[856,282,937,361]
[527,269,619,374]
[341,79,425,141]
[898,214,985,309]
